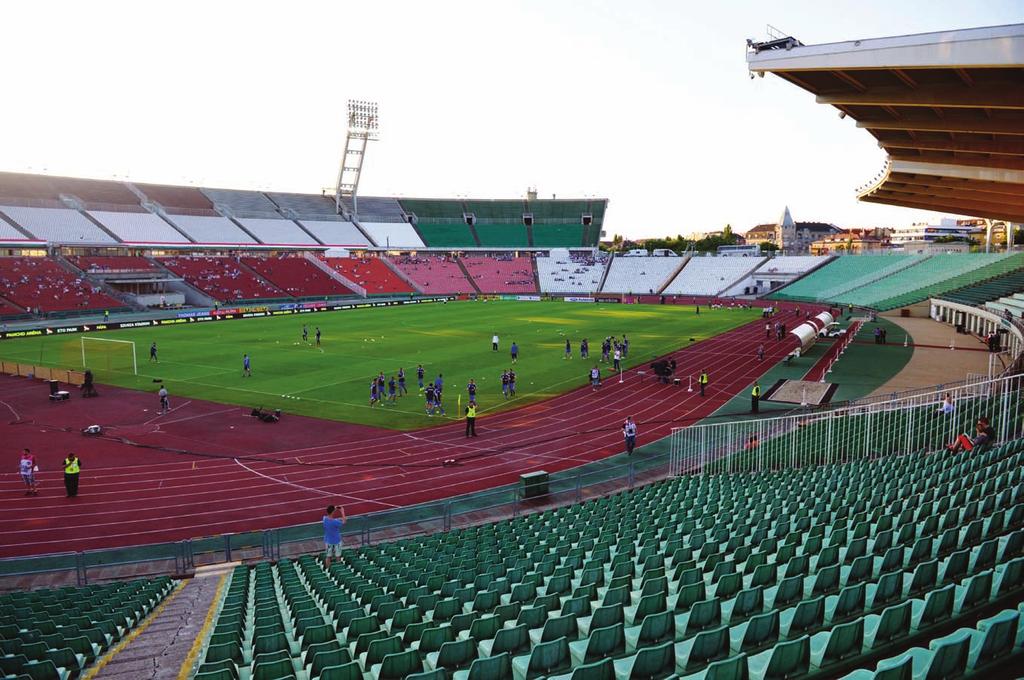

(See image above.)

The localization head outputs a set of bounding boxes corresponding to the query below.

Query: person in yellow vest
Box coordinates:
[698,370,709,397]
[63,453,81,497]
[751,382,761,414]
[465,403,478,438]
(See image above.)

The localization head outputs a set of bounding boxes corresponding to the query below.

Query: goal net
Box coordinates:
[81,336,137,375]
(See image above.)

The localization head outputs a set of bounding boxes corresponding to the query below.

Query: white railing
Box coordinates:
[669,373,1024,476]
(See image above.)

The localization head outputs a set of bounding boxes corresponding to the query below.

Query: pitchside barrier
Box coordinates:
[0,361,85,385]
[669,373,1024,477]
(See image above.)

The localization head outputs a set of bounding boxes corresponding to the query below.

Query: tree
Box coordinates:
[759,241,779,252]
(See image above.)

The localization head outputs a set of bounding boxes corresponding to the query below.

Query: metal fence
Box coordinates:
[669,373,1024,477]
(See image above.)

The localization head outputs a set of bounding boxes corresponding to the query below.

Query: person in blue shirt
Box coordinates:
[387,376,397,404]
[322,504,347,567]
[242,354,251,377]
[434,374,443,392]
[467,378,477,405]
[510,342,519,364]
[397,368,407,396]
[150,342,158,363]
[417,365,425,390]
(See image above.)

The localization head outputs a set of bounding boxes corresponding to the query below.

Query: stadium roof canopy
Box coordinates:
[746,24,1024,223]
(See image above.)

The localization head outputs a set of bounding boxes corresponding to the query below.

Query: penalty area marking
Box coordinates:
[232,457,400,508]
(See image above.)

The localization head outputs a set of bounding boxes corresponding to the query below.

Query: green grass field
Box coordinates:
[0,300,757,430]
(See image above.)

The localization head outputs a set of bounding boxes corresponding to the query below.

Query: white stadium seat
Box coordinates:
[601,256,682,294]
[0,205,118,243]
[360,222,425,248]
[88,211,190,243]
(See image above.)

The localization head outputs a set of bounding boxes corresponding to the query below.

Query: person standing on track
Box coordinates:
[322,504,346,568]
[158,385,170,414]
[63,453,81,498]
[698,369,709,397]
[465,402,478,437]
[623,417,638,455]
[613,348,622,372]
[751,381,761,413]
[765,323,770,339]
[590,365,601,390]
[20,449,38,496]
[757,344,765,362]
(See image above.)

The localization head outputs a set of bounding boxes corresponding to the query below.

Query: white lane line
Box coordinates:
[232,457,400,508]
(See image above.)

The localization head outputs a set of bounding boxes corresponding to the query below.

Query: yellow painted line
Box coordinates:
[82,579,187,680]
[176,571,229,680]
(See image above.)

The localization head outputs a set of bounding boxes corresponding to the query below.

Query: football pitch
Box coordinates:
[0,300,758,430]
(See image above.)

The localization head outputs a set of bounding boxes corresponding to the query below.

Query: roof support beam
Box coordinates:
[860,193,1024,223]
[877,185,1024,209]
[890,152,1024,172]
[892,69,918,88]
[832,70,867,92]
[890,159,1024,185]
[817,84,1024,109]
[880,137,1024,156]
[888,173,1024,197]
[857,118,1024,135]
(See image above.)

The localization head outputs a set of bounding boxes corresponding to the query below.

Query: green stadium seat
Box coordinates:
[611,639,674,679]
[747,635,810,680]
[252,658,296,680]
[676,652,749,680]
[902,628,972,679]
[728,610,779,654]
[19,659,68,680]
[838,654,912,680]
[309,647,352,678]
[967,608,1018,670]
[194,669,236,680]
[359,635,403,672]
[548,657,616,680]
[511,636,571,680]
[675,624,730,673]
[426,638,477,673]
[569,622,626,665]
[479,624,530,658]
[371,649,424,680]
[580,605,624,638]
[318,660,364,680]
[809,618,863,669]
[624,610,674,651]
[453,651,513,680]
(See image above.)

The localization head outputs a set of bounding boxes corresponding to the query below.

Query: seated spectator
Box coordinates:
[946,417,995,454]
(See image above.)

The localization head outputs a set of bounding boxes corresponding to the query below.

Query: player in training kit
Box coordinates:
[150,342,158,363]
[302,325,308,343]
[434,387,446,415]
[397,368,407,395]
[315,327,321,347]
[508,370,517,397]
[417,365,425,390]
[242,354,252,377]
[387,376,397,404]
[501,370,510,398]
[369,379,379,406]
[564,339,572,359]
[467,379,477,405]
[424,384,436,415]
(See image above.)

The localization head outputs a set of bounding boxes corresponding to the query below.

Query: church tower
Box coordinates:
[777,206,796,252]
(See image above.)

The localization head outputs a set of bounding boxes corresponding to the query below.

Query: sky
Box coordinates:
[1,1,1020,239]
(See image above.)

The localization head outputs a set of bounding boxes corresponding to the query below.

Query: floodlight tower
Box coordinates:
[335,100,380,218]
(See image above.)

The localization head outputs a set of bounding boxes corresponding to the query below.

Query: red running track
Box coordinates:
[0,303,813,557]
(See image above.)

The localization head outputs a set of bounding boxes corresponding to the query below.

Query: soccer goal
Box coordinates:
[81,336,137,375]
